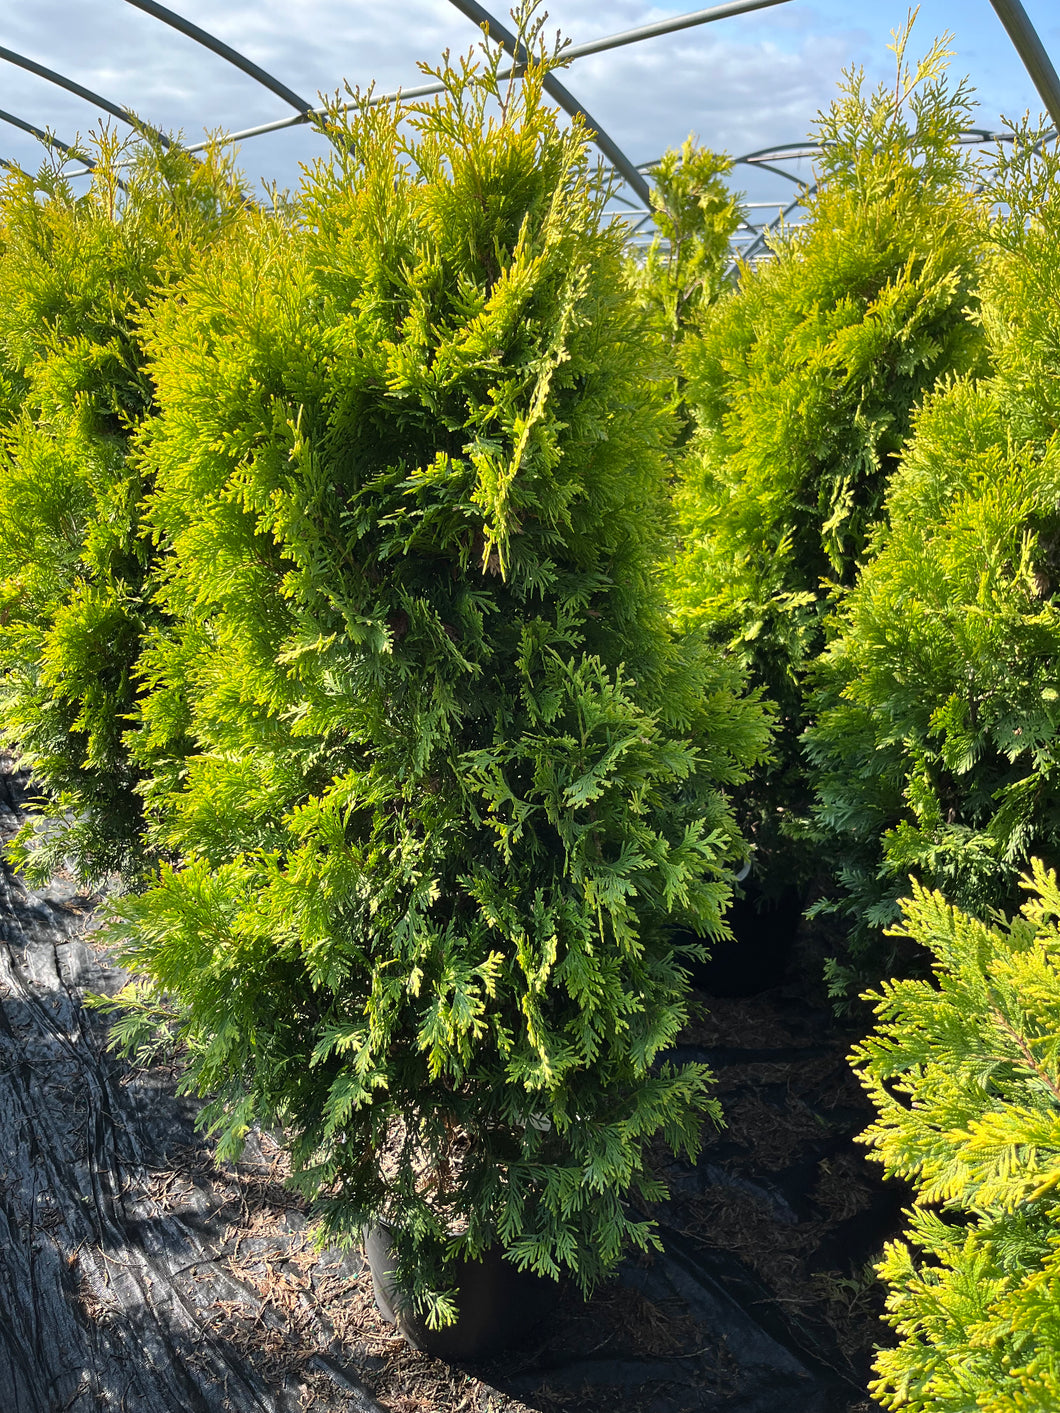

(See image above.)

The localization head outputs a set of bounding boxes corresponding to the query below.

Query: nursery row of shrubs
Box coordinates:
[1,4,1058,1403]
[662,24,1060,1407]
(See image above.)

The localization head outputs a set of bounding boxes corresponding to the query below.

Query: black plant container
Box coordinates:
[678,883,804,997]
[362,1224,555,1361]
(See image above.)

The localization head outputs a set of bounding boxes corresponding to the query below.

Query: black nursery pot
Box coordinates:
[362,1224,555,1361]
[679,882,804,996]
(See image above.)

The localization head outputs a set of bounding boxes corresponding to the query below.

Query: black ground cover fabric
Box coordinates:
[0,758,884,1412]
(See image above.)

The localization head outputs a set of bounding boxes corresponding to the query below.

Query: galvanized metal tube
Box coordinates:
[556,0,792,62]
[0,108,132,188]
[178,79,452,155]
[0,106,82,156]
[121,0,312,114]
[737,159,804,184]
[988,0,1060,133]
[0,45,171,145]
[175,0,794,160]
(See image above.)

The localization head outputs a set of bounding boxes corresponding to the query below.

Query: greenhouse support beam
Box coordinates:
[547,0,793,62]
[988,0,1060,133]
[735,141,821,161]
[172,0,792,164]
[0,103,142,195]
[738,158,803,184]
[0,106,131,189]
[121,0,312,114]
[0,45,171,146]
[179,78,456,153]
[0,106,85,158]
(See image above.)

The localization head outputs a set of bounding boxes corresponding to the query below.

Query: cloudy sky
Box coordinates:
[1,0,1058,209]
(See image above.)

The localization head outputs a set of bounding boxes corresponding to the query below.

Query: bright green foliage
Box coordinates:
[806,383,1060,981]
[982,121,1060,446]
[806,128,1060,987]
[636,138,743,342]
[0,132,249,885]
[666,26,987,880]
[104,16,769,1327]
[851,867,1060,1411]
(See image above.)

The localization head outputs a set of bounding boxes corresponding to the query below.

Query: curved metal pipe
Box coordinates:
[178,77,449,155]
[736,158,804,184]
[550,0,793,62]
[121,0,311,114]
[172,0,793,162]
[0,108,133,190]
[736,142,821,161]
[988,0,1060,133]
[0,107,86,159]
[0,45,171,146]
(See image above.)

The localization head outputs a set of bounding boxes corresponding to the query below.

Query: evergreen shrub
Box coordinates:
[667,27,987,882]
[0,133,249,885]
[634,137,742,345]
[806,127,1060,986]
[852,866,1060,1412]
[104,14,769,1327]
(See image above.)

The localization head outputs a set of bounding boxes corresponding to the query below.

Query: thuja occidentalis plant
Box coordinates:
[806,121,1060,994]
[852,864,1060,1411]
[666,20,988,895]
[634,137,743,347]
[0,129,250,887]
[97,6,770,1329]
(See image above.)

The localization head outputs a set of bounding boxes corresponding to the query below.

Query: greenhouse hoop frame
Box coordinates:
[0,0,1058,260]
